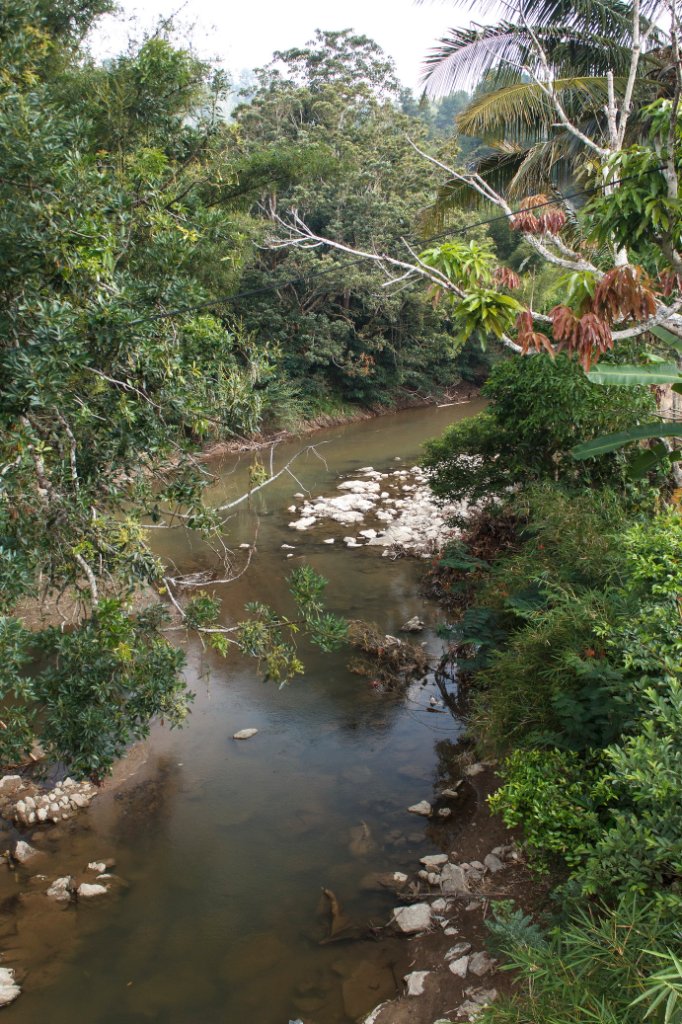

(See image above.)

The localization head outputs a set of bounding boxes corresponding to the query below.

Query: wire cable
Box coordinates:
[128,166,665,325]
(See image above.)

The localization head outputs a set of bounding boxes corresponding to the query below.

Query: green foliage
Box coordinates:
[451,290,525,345]
[0,4,362,776]
[237,567,347,686]
[586,100,682,270]
[230,31,480,405]
[489,749,607,868]
[479,895,682,1024]
[423,354,655,506]
[0,600,188,777]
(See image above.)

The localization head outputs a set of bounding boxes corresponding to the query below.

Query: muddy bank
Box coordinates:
[201,383,479,459]
[359,765,545,1024]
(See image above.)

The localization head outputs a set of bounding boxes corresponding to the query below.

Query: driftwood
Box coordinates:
[321,887,352,938]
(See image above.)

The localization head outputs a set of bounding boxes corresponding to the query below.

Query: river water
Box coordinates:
[4,400,483,1024]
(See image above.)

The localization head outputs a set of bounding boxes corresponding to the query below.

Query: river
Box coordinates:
[4,399,483,1024]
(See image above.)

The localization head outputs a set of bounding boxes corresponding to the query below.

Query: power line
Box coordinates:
[130,166,665,325]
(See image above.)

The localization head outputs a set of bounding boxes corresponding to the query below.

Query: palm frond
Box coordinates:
[456,77,617,141]
[420,1,668,94]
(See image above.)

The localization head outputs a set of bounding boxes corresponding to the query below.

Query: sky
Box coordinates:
[88,0,465,92]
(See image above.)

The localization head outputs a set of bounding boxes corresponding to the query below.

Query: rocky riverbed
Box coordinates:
[286,464,468,556]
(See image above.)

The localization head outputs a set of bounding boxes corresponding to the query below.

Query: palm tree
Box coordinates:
[417,0,675,221]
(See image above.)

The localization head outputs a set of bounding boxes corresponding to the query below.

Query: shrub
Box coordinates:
[423,353,655,506]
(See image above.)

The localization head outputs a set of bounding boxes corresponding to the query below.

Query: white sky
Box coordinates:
[89,0,465,91]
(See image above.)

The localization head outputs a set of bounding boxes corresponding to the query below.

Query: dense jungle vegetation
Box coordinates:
[0,1,482,775]
[2,0,682,1018]
[414,0,682,1018]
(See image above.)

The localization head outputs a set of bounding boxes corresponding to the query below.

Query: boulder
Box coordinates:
[469,952,495,977]
[401,616,424,633]
[449,956,470,978]
[440,863,469,894]
[77,883,108,898]
[419,854,448,869]
[407,801,432,817]
[233,728,258,740]
[46,876,74,901]
[87,861,107,873]
[404,971,430,996]
[0,967,20,1007]
[392,903,432,934]
[12,841,38,864]
[484,853,504,874]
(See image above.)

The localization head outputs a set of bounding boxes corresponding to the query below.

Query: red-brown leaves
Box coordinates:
[549,306,613,371]
[660,269,682,297]
[494,266,521,290]
[593,266,656,322]
[515,309,555,355]
[510,195,567,235]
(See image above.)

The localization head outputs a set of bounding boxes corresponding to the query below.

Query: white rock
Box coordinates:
[420,853,448,869]
[87,861,107,873]
[407,800,432,817]
[431,898,450,912]
[281,544,296,550]
[71,793,89,808]
[404,971,430,996]
[290,517,316,531]
[484,853,504,873]
[437,807,453,818]
[392,903,433,934]
[359,529,377,540]
[464,763,486,776]
[426,872,441,886]
[444,926,459,935]
[393,872,408,884]
[363,1003,391,1024]
[0,967,20,1007]
[293,492,305,498]
[469,952,496,976]
[440,863,469,894]
[445,943,472,960]
[239,543,250,549]
[233,728,258,740]
[287,505,297,512]
[46,876,74,901]
[323,538,335,544]
[77,883,108,898]
[13,841,38,864]
[448,955,470,978]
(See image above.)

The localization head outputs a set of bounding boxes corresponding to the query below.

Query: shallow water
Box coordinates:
[5,400,484,1024]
